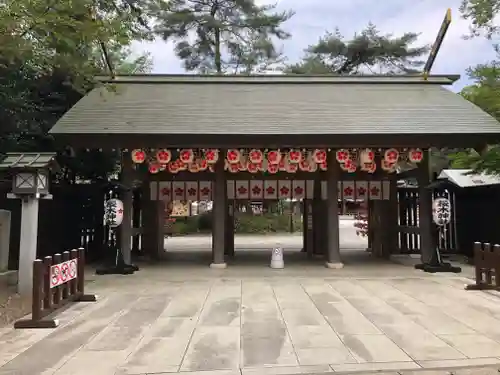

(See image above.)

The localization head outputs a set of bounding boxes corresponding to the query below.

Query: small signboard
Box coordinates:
[50,259,78,288]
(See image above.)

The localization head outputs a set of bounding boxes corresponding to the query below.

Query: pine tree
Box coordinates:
[150,0,294,73]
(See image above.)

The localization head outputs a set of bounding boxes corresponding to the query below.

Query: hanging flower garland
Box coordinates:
[168,161,179,174]
[156,149,171,164]
[197,158,208,171]
[247,162,259,173]
[228,163,240,173]
[319,161,327,171]
[408,148,424,163]
[131,149,146,163]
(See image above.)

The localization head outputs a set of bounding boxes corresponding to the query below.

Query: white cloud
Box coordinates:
[132,0,497,91]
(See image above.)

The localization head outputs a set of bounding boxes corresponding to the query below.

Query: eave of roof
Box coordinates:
[94,74,460,85]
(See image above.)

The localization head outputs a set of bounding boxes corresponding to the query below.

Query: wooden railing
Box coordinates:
[465,242,500,291]
[14,248,97,329]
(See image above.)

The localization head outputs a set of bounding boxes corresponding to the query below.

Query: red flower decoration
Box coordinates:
[200,187,210,196]
[179,149,194,163]
[267,150,281,165]
[299,160,309,171]
[229,163,239,173]
[294,186,304,195]
[312,149,327,164]
[266,186,275,195]
[252,185,262,196]
[319,162,327,171]
[204,149,219,164]
[167,162,179,174]
[156,149,171,164]
[288,150,302,164]
[280,186,290,196]
[237,186,247,195]
[198,159,208,170]
[131,149,146,163]
[357,187,367,196]
[370,186,380,196]
[249,149,263,163]
[226,149,240,164]
[175,187,184,196]
[187,187,197,196]
[161,187,170,196]
[344,186,354,196]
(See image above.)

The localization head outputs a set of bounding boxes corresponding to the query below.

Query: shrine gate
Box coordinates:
[48,74,500,269]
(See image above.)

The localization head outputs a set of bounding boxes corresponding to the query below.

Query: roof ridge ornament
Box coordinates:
[422,8,452,81]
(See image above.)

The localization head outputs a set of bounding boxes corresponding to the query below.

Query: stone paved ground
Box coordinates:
[0,233,499,375]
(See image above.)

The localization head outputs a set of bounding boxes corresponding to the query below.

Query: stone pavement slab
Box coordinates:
[2,254,500,375]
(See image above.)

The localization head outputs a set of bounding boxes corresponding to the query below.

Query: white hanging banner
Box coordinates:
[369,181,382,200]
[355,181,368,200]
[342,181,355,200]
[292,180,305,200]
[278,180,291,199]
[172,181,186,201]
[159,181,172,202]
[199,181,212,201]
[227,180,235,199]
[235,180,249,199]
[249,180,264,200]
[264,180,278,199]
[185,181,199,201]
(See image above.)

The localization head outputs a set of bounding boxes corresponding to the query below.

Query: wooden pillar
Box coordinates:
[120,151,133,265]
[303,200,313,255]
[417,150,437,264]
[312,176,325,256]
[385,177,400,255]
[325,150,343,268]
[211,155,227,268]
[225,201,235,257]
[132,188,141,255]
[141,182,164,260]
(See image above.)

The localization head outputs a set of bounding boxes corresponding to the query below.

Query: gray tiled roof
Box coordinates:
[0,153,57,169]
[49,75,500,136]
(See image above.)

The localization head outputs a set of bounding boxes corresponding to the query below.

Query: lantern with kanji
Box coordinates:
[299,159,310,171]
[248,149,264,164]
[288,149,302,164]
[228,163,240,173]
[319,161,327,171]
[131,149,146,164]
[340,159,353,171]
[309,162,318,172]
[204,149,219,164]
[408,148,424,163]
[267,164,279,174]
[156,149,171,164]
[247,162,259,173]
[384,148,399,163]
[346,161,357,173]
[238,161,247,171]
[197,158,208,171]
[167,161,179,174]
[360,148,375,164]
[226,149,241,164]
[367,162,376,173]
[267,150,281,165]
[312,149,327,164]
[178,162,188,171]
[285,163,298,173]
[381,160,396,172]
[148,163,160,174]
[336,149,350,163]
[188,163,200,173]
[278,158,287,171]
[360,162,374,171]
[179,149,194,164]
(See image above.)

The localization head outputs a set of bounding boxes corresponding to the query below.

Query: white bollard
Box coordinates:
[270,247,284,269]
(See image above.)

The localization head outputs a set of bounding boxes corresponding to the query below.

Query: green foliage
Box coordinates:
[460,0,500,37]
[170,212,302,235]
[285,24,428,74]
[150,0,294,73]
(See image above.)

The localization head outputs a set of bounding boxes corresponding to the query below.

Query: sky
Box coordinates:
[132,0,498,92]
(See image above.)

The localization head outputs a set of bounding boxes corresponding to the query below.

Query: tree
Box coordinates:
[460,0,500,37]
[285,24,429,74]
[150,0,294,73]
[0,0,153,182]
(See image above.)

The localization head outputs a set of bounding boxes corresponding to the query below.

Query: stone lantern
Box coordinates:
[0,153,58,295]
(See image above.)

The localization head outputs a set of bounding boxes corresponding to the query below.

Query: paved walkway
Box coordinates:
[0,235,498,375]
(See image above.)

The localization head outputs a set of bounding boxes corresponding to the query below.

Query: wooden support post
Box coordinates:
[211,154,227,268]
[120,151,133,265]
[417,151,436,264]
[325,151,343,268]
